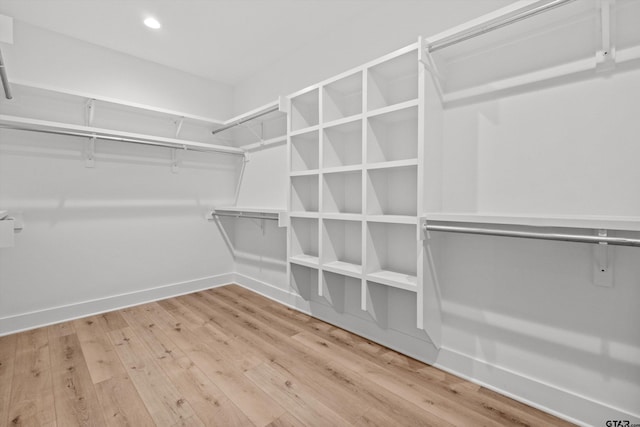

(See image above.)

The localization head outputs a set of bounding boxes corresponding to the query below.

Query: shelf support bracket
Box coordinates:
[85,99,95,126]
[419,39,445,103]
[85,136,96,168]
[175,116,185,138]
[593,229,613,287]
[596,0,616,72]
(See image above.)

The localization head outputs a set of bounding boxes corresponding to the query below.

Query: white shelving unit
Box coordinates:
[286,39,443,346]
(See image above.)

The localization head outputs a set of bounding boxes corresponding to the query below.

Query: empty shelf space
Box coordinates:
[291,175,319,213]
[323,119,363,168]
[290,254,320,268]
[323,261,363,278]
[321,271,362,313]
[367,166,417,216]
[367,50,418,111]
[367,158,418,170]
[291,130,319,172]
[366,222,417,289]
[323,71,363,122]
[367,104,418,163]
[290,263,317,300]
[323,170,363,214]
[367,270,417,292]
[322,218,362,277]
[290,89,320,131]
[290,217,319,261]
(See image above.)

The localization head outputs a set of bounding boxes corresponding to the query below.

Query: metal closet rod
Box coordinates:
[211,105,280,135]
[425,223,640,247]
[0,48,12,100]
[428,0,577,52]
[213,212,279,221]
[0,124,244,156]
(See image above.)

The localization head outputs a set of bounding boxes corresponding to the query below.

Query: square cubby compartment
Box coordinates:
[367,105,417,163]
[323,72,363,122]
[323,119,362,168]
[323,171,362,214]
[291,175,319,212]
[322,219,362,277]
[290,217,319,265]
[366,222,417,291]
[367,50,418,111]
[367,166,417,216]
[290,89,319,131]
[291,130,319,172]
[290,263,317,301]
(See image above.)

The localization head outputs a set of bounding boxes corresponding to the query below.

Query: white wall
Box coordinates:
[0,21,240,334]
[231,2,640,425]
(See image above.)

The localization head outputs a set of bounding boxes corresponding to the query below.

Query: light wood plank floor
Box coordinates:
[0,285,575,426]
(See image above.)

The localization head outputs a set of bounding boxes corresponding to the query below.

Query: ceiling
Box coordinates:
[0,0,398,85]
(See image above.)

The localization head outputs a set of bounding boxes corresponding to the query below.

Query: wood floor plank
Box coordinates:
[148,300,287,426]
[48,332,107,426]
[108,327,203,426]
[94,375,156,427]
[120,305,254,427]
[190,290,452,427]
[0,334,17,426]
[73,316,127,384]
[8,328,57,426]
[0,285,576,427]
[245,362,352,427]
[218,286,560,427]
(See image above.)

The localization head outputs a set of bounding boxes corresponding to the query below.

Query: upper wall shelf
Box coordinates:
[422,0,640,104]
[425,212,640,232]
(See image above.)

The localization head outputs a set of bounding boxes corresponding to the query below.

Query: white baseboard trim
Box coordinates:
[233,273,640,427]
[0,273,234,336]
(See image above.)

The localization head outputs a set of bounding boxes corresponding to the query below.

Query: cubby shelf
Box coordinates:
[290,89,320,132]
[290,254,320,268]
[323,71,363,123]
[366,270,417,292]
[323,261,362,279]
[287,41,430,338]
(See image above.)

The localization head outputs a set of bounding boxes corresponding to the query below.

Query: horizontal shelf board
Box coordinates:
[425,213,640,232]
[366,159,418,170]
[323,261,363,278]
[289,125,320,137]
[322,114,362,130]
[322,213,363,222]
[243,135,287,152]
[366,99,419,120]
[289,212,320,219]
[0,114,245,155]
[289,254,320,268]
[367,215,418,225]
[290,169,320,177]
[367,270,417,292]
[215,206,285,214]
[322,165,363,174]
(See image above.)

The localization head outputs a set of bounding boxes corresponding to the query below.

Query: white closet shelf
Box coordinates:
[322,114,362,130]
[215,206,285,214]
[323,261,362,278]
[0,114,244,155]
[425,213,640,232]
[290,170,320,177]
[367,215,418,225]
[290,254,320,268]
[367,159,418,170]
[366,99,418,119]
[367,270,417,292]
[289,125,320,137]
[323,165,362,174]
[243,135,287,152]
[289,212,320,219]
[322,213,363,222]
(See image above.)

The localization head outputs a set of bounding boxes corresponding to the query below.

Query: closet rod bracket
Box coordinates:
[593,229,613,287]
[85,136,96,168]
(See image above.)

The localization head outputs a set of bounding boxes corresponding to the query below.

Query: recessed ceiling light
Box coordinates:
[144,17,161,29]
